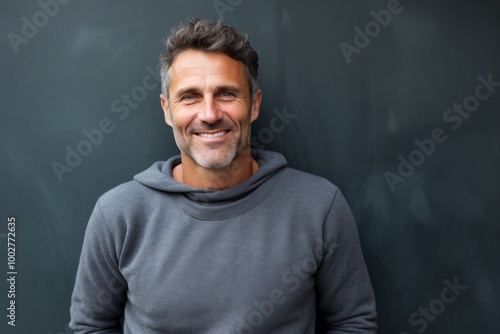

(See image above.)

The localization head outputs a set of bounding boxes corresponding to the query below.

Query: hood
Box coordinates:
[133,149,287,203]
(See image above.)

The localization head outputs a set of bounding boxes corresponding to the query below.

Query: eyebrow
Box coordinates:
[173,87,200,99]
[213,85,242,94]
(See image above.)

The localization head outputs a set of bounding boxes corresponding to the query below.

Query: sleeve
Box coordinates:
[69,199,128,334]
[315,188,377,333]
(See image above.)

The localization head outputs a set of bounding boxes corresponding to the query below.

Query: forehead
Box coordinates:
[168,49,247,91]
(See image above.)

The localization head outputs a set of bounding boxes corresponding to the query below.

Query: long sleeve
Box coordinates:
[70,200,127,333]
[315,189,377,333]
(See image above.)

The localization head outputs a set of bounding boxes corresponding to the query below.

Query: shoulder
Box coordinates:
[99,179,147,204]
[95,179,158,220]
[275,166,341,208]
[279,166,339,192]
[254,149,341,206]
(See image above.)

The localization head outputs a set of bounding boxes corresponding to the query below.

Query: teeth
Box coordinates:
[198,131,227,138]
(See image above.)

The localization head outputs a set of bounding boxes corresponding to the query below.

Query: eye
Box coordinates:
[180,94,200,104]
[219,91,236,100]
[182,94,196,101]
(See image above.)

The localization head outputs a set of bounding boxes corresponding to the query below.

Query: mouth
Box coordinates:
[195,130,230,138]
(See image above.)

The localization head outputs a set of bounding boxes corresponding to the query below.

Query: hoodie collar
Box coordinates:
[133,149,287,204]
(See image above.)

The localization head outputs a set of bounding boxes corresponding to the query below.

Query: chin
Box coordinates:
[192,151,237,169]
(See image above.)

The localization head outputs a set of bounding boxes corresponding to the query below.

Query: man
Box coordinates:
[70,18,377,333]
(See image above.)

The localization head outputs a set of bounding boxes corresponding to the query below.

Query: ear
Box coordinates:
[250,89,262,123]
[160,93,173,127]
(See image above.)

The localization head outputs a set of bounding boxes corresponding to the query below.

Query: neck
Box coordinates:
[172,148,258,190]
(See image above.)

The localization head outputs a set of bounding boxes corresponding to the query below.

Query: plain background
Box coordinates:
[1,0,499,333]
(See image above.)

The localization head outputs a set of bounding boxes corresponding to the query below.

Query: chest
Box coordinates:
[119,211,322,331]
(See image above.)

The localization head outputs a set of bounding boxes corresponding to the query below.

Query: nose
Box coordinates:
[197,96,221,124]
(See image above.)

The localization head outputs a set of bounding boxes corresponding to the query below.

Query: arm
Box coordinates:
[315,189,377,333]
[70,200,127,333]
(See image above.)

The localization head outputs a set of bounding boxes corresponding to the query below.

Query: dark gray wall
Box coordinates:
[1,0,499,333]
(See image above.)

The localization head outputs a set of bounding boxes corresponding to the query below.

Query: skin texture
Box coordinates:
[160,49,262,189]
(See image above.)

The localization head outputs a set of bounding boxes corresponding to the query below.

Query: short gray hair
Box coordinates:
[159,18,259,98]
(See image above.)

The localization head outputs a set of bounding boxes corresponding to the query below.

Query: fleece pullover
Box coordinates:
[70,149,377,333]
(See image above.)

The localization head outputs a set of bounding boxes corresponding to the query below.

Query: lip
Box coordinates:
[193,129,231,141]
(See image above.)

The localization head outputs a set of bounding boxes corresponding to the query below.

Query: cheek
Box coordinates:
[170,110,195,131]
[226,103,252,122]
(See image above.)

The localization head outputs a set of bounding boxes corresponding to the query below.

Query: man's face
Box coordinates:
[160,49,261,169]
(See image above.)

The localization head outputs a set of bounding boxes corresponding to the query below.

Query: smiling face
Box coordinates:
[160,49,261,169]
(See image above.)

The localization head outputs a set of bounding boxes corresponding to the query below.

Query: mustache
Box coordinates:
[187,119,235,133]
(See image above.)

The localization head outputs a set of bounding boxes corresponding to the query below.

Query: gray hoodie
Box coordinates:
[70,149,377,333]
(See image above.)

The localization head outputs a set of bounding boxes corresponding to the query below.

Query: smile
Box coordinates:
[196,130,229,138]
